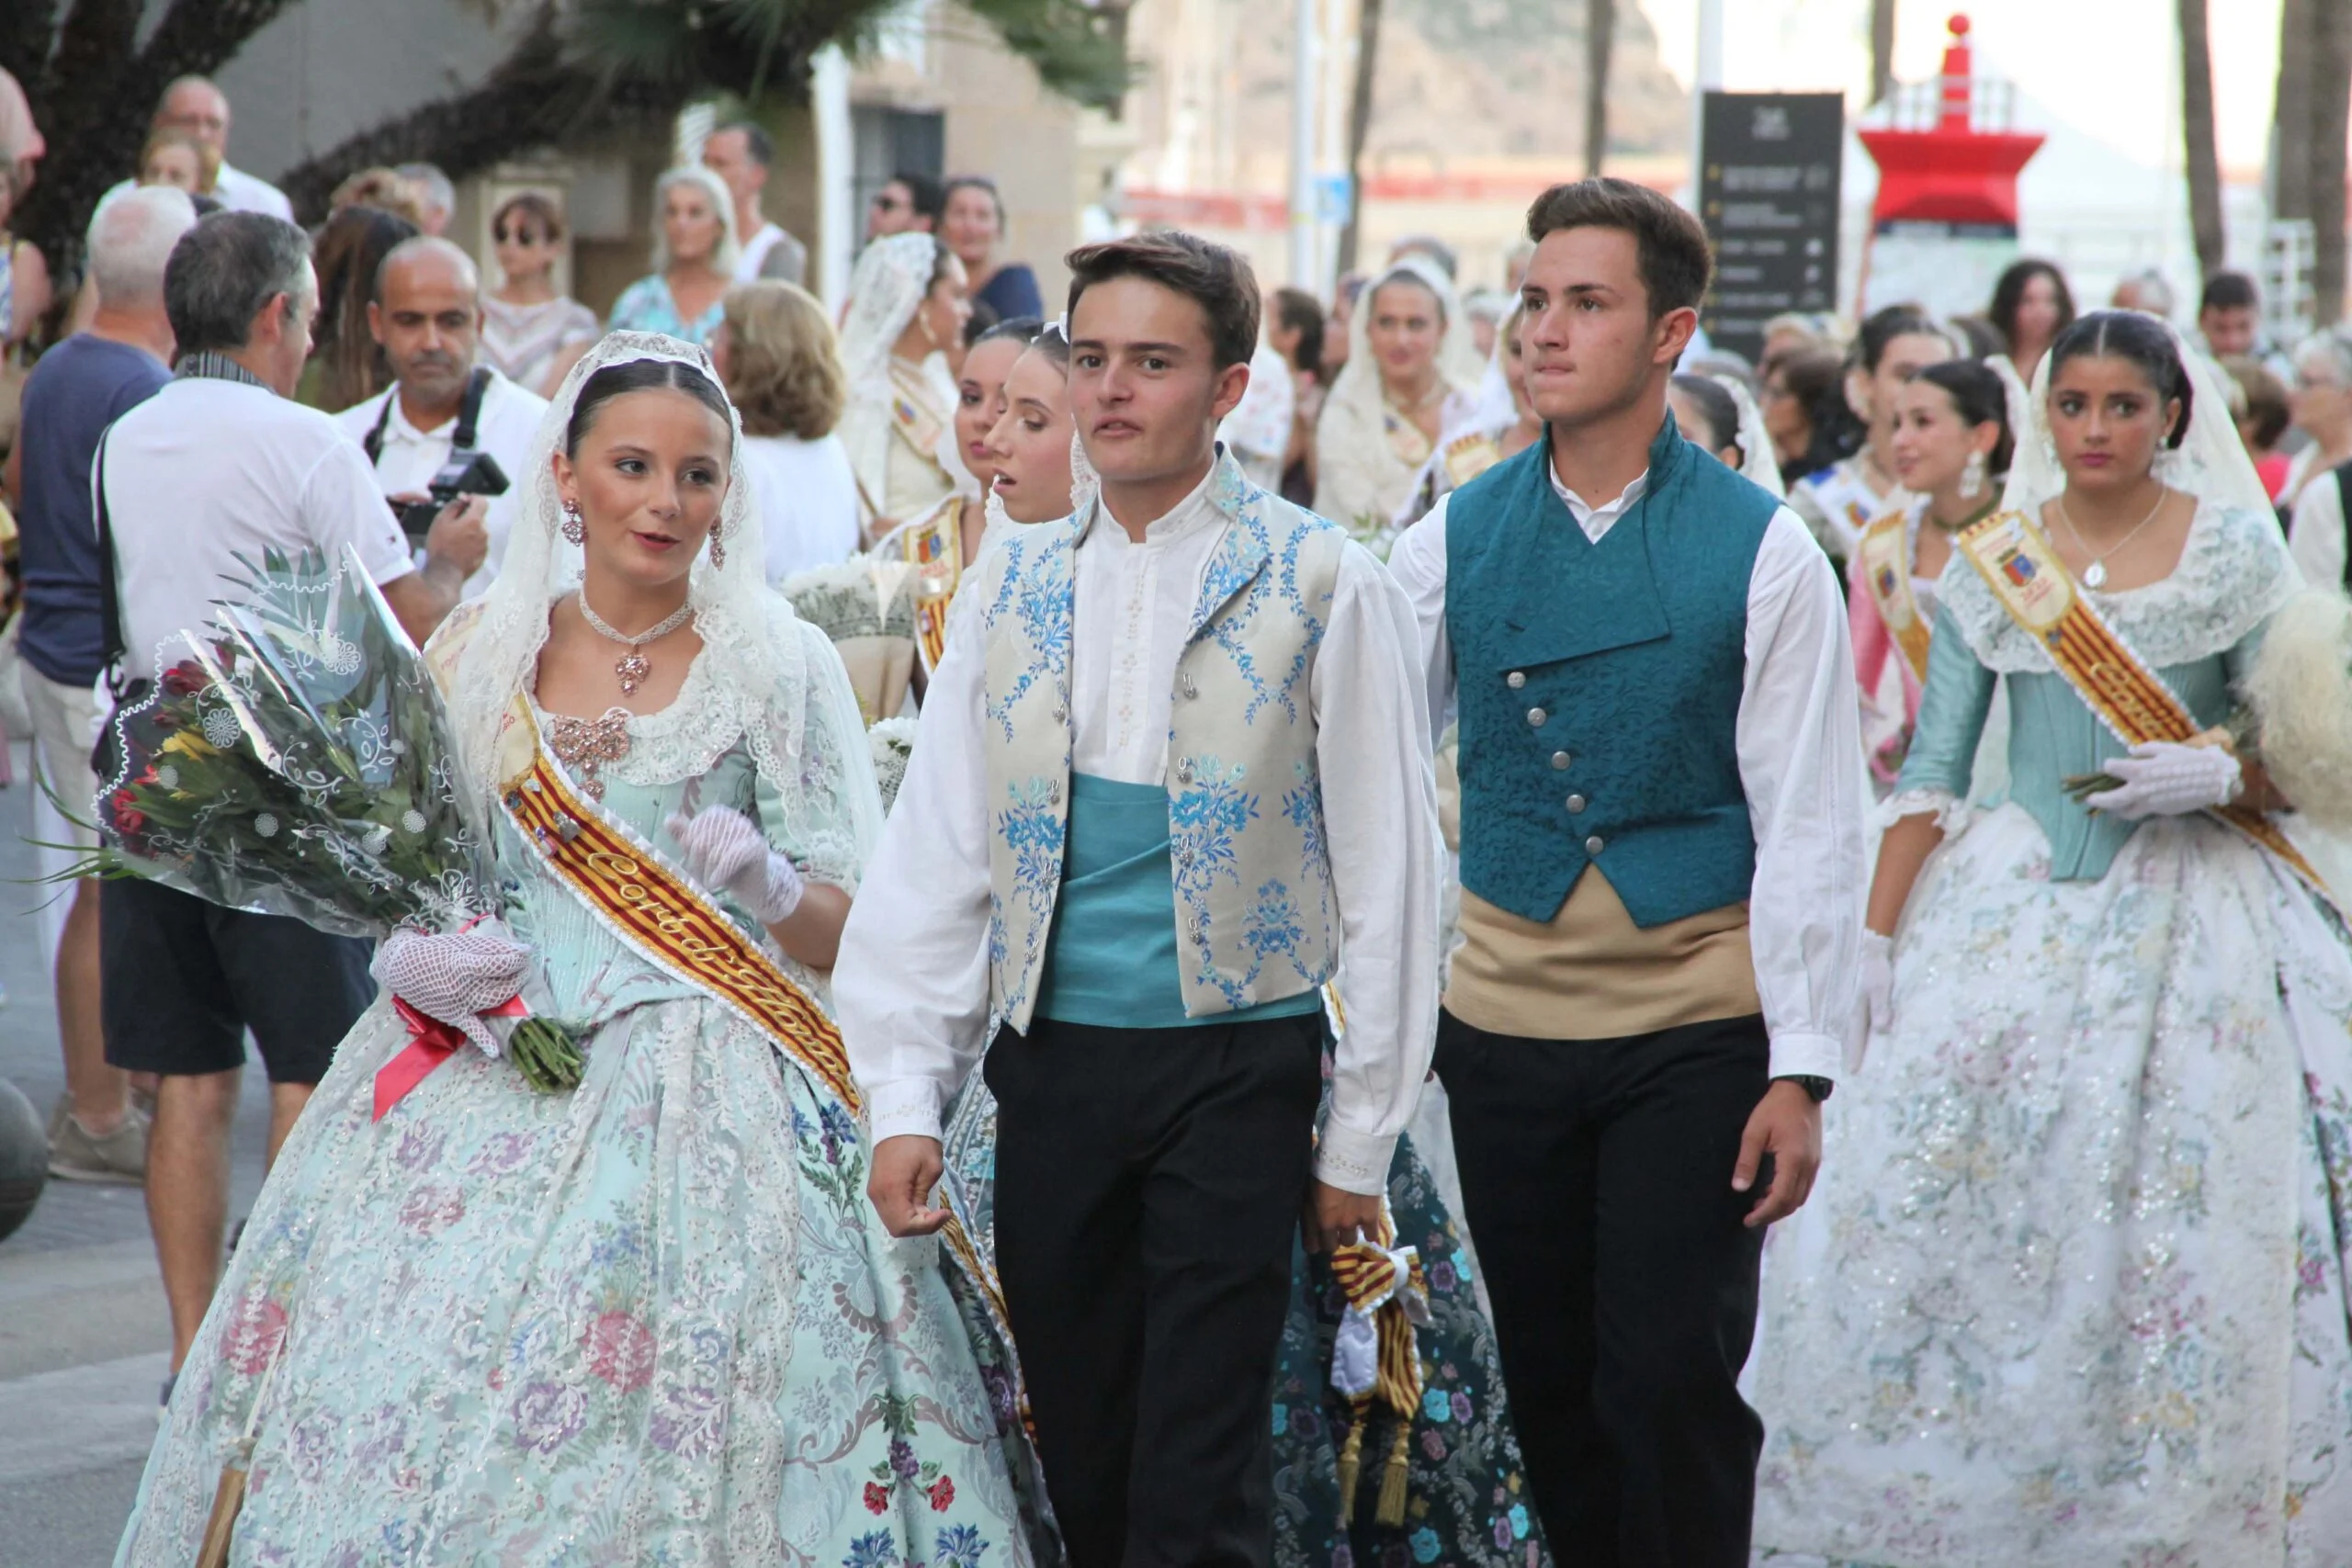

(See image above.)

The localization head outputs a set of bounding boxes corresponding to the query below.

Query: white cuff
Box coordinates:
[1769,1030,1842,1084]
[1876,786,1970,839]
[862,1078,945,1145]
[1314,1120,1396,1197]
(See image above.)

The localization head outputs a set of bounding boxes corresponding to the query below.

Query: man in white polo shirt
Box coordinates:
[334,236,548,598]
[98,210,486,1399]
[97,76,293,221]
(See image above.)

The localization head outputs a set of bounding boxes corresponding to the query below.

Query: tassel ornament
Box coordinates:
[1334,1405,1369,1518]
[1375,1419,1414,1528]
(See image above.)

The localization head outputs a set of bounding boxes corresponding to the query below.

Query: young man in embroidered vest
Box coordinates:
[1385,179,1865,1566]
[835,231,1442,1566]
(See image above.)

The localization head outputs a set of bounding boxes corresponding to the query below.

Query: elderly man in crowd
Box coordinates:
[97,211,485,1399]
[99,76,291,220]
[3,186,198,1186]
[703,120,808,286]
[334,235,545,599]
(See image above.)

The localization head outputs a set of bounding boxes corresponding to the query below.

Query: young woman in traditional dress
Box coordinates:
[1787,306,1960,569]
[835,231,974,549]
[112,334,1046,1567]
[1750,310,2352,1567]
[1312,254,1483,548]
[1847,359,2012,792]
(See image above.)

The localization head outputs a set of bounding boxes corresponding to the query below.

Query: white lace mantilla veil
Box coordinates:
[837,233,961,511]
[1940,313,2298,675]
[1316,254,1482,529]
[425,330,883,867]
[1717,373,1786,497]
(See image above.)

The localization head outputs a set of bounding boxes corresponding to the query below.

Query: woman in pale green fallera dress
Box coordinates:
[114,335,1048,1567]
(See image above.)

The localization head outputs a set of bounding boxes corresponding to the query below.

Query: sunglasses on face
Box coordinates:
[871,193,908,211]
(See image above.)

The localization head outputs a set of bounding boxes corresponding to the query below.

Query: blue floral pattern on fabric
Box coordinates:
[976,450,1345,1028]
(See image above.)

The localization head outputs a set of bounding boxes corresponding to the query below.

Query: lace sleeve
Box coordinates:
[753,618,884,892]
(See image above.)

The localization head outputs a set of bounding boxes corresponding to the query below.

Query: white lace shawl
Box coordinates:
[1314,255,1483,532]
[1718,374,1786,497]
[1947,320,2298,672]
[424,332,882,879]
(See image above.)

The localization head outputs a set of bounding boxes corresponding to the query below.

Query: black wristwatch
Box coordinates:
[1775,1074,1834,1103]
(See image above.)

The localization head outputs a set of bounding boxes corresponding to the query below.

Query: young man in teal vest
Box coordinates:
[1387,180,1865,1565]
[836,232,1442,1566]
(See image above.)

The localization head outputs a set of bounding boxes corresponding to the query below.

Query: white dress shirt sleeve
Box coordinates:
[1312,544,1445,1193]
[304,437,416,588]
[1381,498,1457,747]
[1738,506,1866,1081]
[2290,471,2346,590]
[834,593,995,1144]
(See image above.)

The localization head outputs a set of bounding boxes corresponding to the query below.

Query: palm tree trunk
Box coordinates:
[1870,0,1896,107]
[2310,0,2352,321]
[1584,0,1614,178]
[2274,0,2314,227]
[1335,0,1383,277]
[2177,0,2225,278]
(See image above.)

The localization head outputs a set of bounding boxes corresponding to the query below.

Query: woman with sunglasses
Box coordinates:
[481,191,602,398]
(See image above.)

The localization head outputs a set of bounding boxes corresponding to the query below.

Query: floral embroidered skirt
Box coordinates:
[113,994,1041,1568]
[1751,804,2352,1568]
[1270,1130,1552,1568]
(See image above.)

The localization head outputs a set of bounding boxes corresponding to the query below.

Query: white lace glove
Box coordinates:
[2081,740,2243,820]
[664,808,807,924]
[1846,930,1894,1075]
[371,919,532,1057]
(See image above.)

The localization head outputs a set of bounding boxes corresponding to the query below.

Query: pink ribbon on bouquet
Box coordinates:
[368,919,534,1122]
[372,993,528,1121]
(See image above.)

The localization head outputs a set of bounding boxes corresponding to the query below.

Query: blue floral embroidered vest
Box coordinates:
[1446,418,1778,927]
[978,451,1348,1032]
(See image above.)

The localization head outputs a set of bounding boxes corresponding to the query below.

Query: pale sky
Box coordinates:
[1645,0,2288,177]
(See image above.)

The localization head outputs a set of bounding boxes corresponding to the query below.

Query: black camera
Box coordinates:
[395,448,509,542]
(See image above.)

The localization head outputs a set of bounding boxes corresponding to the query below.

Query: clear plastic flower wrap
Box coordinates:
[85,546,582,1092]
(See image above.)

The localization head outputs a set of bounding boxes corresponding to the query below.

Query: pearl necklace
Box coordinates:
[576,592,694,697]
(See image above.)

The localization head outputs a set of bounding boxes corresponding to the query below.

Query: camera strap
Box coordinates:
[363,367,494,465]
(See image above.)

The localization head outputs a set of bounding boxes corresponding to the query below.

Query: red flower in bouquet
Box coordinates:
[108,789,148,840]
[160,660,208,697]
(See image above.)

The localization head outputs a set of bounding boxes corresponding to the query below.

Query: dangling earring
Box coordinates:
[708,524,727,570]
[1959,449,1985,501]
[560,500,585,545]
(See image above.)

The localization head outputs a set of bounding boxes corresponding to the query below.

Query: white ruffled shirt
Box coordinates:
[835,465,1443,1193]
[1385,459,1865,1081]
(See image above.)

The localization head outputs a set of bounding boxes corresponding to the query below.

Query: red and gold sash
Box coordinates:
[902,496,965,672]
[1442,432,1503,492]
[500,706,862,1111]
[1955,511,2333,898]
[1855,507,1932,683]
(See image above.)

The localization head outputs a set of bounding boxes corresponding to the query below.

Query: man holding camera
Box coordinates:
[334,236,547,599]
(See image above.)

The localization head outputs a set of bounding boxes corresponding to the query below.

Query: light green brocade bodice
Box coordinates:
[1894,500,2300,884]
[493,733,814,1026]
[1895,609,2253,882]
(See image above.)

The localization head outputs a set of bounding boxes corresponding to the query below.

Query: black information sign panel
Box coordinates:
[1698,91,1844,365]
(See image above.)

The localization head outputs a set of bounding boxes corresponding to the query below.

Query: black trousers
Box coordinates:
[1433,1009,1771,1568]
[985,1010,1325,1568]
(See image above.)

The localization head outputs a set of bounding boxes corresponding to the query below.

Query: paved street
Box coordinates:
[0,741,278,1567]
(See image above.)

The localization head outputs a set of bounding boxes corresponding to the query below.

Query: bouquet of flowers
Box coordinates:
[82,546,582,1093]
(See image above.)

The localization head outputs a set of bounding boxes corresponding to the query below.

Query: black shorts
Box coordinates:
[100,877,376,1083]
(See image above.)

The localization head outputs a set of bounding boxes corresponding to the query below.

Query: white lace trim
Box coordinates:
[1939,501,2300,673]
[1878,786,1973,840]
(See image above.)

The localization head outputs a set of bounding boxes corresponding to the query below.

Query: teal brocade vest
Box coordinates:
[1446,418,1781,927]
